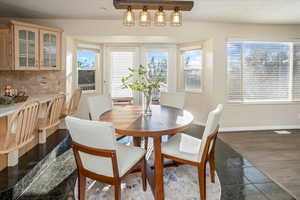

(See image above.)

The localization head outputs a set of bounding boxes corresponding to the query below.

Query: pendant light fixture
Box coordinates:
[139,7,151,26]
[171,7,182,26]
[114,0,194,27]
[154,7,166,26]
[123,6,135,26]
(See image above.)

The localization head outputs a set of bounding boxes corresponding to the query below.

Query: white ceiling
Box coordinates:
[0,0,300,24]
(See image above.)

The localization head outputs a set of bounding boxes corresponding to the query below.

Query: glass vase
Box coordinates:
[143,90,152,116]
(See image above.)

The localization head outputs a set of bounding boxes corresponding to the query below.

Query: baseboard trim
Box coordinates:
[193,121,300,132]
[220,125,300,132]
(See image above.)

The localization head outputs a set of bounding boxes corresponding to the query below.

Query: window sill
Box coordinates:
[82,90,97,95]
[227,100,300,105]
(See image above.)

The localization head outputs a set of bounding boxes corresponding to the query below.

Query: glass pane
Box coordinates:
[28,42,35,54]
[183,50,202,70]
[19,30,26,40]
[44,33,49,43]
[50,34,56,44]
[77,49,97,91]
[43,45,49,57]
[50,54,56,67]
[50,46,56,54]
[28,57,35,67]
[28,31,35,41]
[44,57,50,66]
[147,51,168,100]
[78,70,96,90]
[243,42,290,101]
[19,40,26,55]
[184,70,201,90]
[19,56,26,66]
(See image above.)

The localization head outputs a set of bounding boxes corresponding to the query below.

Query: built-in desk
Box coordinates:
[0,94,60,171]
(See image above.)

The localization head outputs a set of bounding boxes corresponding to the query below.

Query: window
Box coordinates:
[147,51,168,100]
[77,49,98,91]
[227,41,300,102]
[182,49,203,91]
[111,51,134,99]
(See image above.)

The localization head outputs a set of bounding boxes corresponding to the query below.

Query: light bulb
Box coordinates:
[171,8,182,26]
[154,7,166,26]
[123,7,135,26]
[139,7,151,26]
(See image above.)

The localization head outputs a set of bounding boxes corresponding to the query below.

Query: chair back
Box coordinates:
[65,116,117,177]
[44,94,65,128]
[160,92,185,109]
[65,116,116,151]
[6,99,40,149]
[67,88,82,116]
[199,104,223,160]
[87,95,112,121]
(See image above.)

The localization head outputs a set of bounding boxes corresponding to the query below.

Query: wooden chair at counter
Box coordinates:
[0,99,40,166]
[87,95,125,141]
[38,94,66,144]
[65,116,147,200]
[64,88,82,116]
[161,104,223,200]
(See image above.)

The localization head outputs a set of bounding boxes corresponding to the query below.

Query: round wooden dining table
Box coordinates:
[100,105,194,200]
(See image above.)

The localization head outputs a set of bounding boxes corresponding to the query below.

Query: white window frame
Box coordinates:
[75,46,101,94]
[227,40,300,104]
[180,48,203,93]
[141,45,177,92]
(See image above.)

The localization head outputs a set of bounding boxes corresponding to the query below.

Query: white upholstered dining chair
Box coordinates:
[161,104,223,200]
[87,95,112,121]
[87,95,124,140]
[65,116,147,200]
[160,91,185,109]
[160,91,186,141]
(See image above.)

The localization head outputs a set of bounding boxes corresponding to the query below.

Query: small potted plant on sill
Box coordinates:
[121,65,165,116]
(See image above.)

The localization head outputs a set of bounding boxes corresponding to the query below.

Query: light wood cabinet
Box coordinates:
[0,20,63,71]
[40,30,61,70]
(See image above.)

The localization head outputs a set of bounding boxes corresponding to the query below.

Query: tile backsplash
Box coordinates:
[0,70,66,96]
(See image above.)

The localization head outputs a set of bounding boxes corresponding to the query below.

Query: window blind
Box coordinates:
[293,43,300,100]
[111,51,134,99]
[227,41,300,102]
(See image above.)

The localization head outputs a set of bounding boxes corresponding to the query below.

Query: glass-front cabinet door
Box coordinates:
[14,26,39,70]
[40,30,61,70]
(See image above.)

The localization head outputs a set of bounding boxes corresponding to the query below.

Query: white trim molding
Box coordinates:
[192,121,300,132]
[220,125,300,132]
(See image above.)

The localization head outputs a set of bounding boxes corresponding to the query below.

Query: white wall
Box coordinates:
[2,18,300,129]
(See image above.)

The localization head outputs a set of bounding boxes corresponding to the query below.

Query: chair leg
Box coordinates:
[8,149,18,166]
[39,129,47,144]
[198,164,207,200]
[141,157,147,191]
[144,137,148,150]
[209,154,216,183]
[78,173,86,200]
[114,181,121,200]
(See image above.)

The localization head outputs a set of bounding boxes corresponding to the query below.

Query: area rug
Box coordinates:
[74,163,221,200]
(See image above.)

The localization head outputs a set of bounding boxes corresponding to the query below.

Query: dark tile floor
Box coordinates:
[19,125,295,200]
